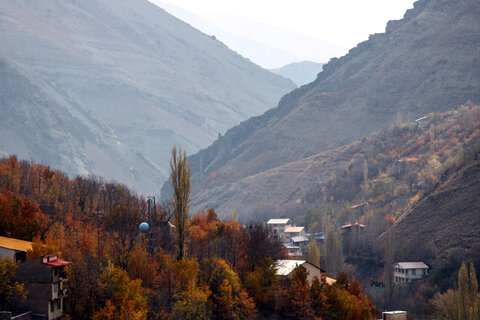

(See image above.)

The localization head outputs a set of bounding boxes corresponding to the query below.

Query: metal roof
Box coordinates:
[267,218,291,225]
[0,236,33,252]
[275,259,306,276]
[395,262,428,269]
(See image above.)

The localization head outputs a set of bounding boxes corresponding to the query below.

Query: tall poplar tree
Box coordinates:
[170,146,191,260]
[308,239,321,268]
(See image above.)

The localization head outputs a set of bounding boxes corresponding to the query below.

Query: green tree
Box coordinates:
[170,146,191,260]
[0,257,26,310]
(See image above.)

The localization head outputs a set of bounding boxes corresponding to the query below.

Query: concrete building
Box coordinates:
[382,311,407,320]
[13,254,71,320]
[0,236,32,262]
[394,262,429,284]
[284,226,306,243]
[266,218,292,242]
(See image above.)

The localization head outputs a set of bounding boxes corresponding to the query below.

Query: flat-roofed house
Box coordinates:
[275,259,336,285]
[394,262,429,284]
[267,218,292,242]
[0,236,33,262]
[284,226,306,243]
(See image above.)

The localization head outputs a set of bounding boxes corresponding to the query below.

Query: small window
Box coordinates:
[50,301,55,312]
[58,299,61,309]
[54,268,59,276]
[412,269,416,275]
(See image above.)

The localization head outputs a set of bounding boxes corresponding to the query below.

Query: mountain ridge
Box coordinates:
[164,0,480,215]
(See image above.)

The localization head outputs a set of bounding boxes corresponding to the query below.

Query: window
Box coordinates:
[50,301,55,312]
[54,268,59,276]
[58,299,61,310]
[53,283,58,293]
[412,269,416,275]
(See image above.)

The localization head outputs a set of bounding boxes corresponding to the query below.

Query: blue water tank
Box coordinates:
[139,222,149,233]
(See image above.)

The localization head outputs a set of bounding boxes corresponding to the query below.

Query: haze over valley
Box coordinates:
[1,0,480,318]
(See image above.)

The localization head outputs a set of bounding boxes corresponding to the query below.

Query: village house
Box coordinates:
[275,259,336,285]
[394,262,429,284]
[12,253,71,320]
[382,311,407,320]
[266,218,309,257]
[0,236,33,262]
[266,218,292,242]
[283,243,302,257]
[284,225,307,243]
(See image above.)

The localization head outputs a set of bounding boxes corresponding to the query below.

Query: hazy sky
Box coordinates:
[160,0,416,48]
[154,0,417,68]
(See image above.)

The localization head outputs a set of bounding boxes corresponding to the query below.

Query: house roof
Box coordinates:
[341,222,366,229]
[0,236,33,252]
[44,259,71,267]
[267,218,291,225]
[285,226,304,233]
[275,259,336,285]
[291,236,309,243]
[275,259,306,276]
[395,262,428,269]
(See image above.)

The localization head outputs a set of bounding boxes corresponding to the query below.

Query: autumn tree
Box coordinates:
[170,146,191,260]
[434,262,479,320]
[244,258,278,312]
[243,224,284,272]
[310,275,329,317]
[93,261,148,320]
[282,266,313,319]
[0,258,26,310]
[202,259,257,320]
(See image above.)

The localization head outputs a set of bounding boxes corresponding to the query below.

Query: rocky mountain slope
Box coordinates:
[188,104,480,221]
[0,55,155,185]
[271,61,325,86]
[389,152,480,256]
[0,0,295,193]
[166,0,480,214]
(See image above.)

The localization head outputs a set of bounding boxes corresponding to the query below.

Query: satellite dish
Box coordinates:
[139,222,149,233]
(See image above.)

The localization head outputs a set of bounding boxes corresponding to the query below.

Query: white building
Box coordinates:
[394,262,429,284]
[267,218,292,242]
